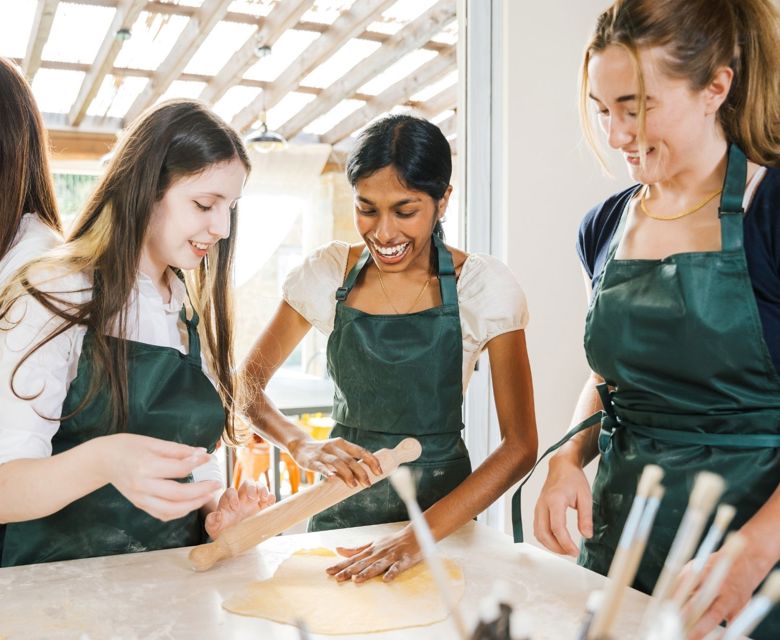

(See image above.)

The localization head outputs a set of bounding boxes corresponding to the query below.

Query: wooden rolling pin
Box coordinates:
[188,437,423,571]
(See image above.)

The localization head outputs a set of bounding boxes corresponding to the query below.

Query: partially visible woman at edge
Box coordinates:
[532,1,780,639]
[0,56,62,284]
[0,100,274,567]
[241,114,538,582]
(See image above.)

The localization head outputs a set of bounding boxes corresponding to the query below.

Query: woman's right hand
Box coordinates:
[288,437,383,488]
[534,452,593,556]
[96,433,221,522]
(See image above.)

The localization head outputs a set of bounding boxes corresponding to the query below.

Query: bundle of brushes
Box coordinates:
[469,582,532,640]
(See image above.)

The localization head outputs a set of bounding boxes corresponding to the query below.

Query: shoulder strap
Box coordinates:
[433,235,458,306]
[718,144,748,253]
[335,247,371,302]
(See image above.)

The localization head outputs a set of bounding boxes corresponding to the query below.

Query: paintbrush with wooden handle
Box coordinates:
[188,437,422,571]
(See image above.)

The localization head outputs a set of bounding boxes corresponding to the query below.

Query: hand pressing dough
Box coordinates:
[223,548,465,635]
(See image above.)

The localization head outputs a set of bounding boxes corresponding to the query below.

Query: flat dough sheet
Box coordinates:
[223,548,465,635]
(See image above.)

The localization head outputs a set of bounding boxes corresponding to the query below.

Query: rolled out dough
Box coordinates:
[223,548,465,635]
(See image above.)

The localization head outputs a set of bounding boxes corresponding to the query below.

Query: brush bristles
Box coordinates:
[759,571,780,603]
[389,466,416,503]
[637,464,664,498]
[713,504,736,530]
[586,590,604,612]
[491,579,514,605]
[689,471,726,513]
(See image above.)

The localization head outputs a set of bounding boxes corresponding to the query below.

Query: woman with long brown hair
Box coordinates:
[529,1,780,638]
[0,56,62,283]
[0,100,274,566]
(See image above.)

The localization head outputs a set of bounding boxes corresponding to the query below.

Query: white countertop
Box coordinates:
[0,521,651,639]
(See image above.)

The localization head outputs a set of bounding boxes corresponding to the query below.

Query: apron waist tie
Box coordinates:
[510,383,780,543]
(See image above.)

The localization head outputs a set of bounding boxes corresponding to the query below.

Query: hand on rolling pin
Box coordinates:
[97,433,222,522]
[204,480,276,539]
[287,437,382,488]
[679,533,775,640]
[534,454,593,556]
[326,527,421,583]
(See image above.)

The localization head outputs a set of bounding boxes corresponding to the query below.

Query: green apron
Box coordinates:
[1,305,225,567]
[310,234,472,531]
[513,145,780,639]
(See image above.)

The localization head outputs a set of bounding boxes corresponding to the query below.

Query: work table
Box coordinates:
[0,521,650,639]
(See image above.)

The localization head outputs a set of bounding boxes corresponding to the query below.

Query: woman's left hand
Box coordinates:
[326,528,421,583]
[680,539,773,639]
[204,480,276,539]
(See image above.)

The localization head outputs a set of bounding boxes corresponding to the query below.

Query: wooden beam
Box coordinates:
[124,0,233,123]
[231,0,396,133]
[44,112,119,161]
[69,0,147,126]
[418,82,457,118]
[23,0,60,80]
[437,112,456,138]
[273,0,457,140]
[321,45,456,145]
[199,0,315,106]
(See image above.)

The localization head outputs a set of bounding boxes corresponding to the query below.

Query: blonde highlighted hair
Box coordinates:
[580,0,780,167]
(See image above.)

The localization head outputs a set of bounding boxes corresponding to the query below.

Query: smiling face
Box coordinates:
[140,157,247,280]
[587,44,728,185]
[353,165,451,273]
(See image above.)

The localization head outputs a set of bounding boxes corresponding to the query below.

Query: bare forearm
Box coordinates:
[244,388,312,453]
[422,440,536,541]
[0,438,107,523]
[555,373,603,468]
[740,483,780,571]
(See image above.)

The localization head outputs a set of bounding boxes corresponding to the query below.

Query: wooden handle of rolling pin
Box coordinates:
[188,437,423,571]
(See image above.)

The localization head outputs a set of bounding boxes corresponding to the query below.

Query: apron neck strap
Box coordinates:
[335,236,459,307]
[176,273,202,364]
[433,234,458,306]
[718,143,748,253]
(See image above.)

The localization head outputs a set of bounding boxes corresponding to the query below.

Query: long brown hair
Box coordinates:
[0,100,251,445]
[580,0,780,167]
[0,57,61,258]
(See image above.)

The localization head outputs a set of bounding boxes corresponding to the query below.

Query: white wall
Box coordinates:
[500,1,629,546]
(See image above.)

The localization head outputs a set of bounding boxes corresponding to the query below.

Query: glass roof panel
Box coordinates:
[431,108,455,125]
[114,12,189,71]
[358,48,437,96]
[0,0,37,59]
[265,91,316,131]
[86,75,149,119]
[301,38,380,89]
[157,80,208,104]
[212,85,262,123]
[301,0,358,25]
[32,69,85,114]
[303,98,365,135]
[243,29,321,83]
[42,2,115,64]
[410,69,457,102]
[367,0,439,35]
[228,0,278,17]
[183,20,256,75]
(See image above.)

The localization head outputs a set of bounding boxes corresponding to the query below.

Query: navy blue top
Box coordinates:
[577,167,780,375]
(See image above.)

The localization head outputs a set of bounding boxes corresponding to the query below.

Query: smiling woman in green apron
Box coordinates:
[242,114,538,582]
[527,2,780,639]
[0,101,274,567]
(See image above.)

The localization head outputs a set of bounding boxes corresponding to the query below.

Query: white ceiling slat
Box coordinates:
[322,45,455,145]
[437,112,456,138]
[23,0,60,80]
[419,82,457,118]
[123,0,233,123]
[230,0,396,134]
[199,0,316,106]
[271,0,456,140]
[68,0,147,126]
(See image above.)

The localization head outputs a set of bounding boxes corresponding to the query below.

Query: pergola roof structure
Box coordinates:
[0,0,458,160]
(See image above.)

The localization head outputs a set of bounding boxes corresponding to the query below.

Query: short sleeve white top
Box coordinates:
[0,213,61,285]
[0,268,223,483]
[282,241,529,391]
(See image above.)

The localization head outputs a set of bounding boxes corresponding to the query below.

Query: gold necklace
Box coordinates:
[639,184,723,221]
[376,267,431,314]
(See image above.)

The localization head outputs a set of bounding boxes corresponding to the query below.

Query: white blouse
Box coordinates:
[0,213,60,285]
[283,241,529,391]
[0,268,222,483]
